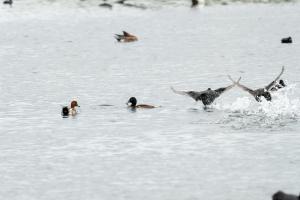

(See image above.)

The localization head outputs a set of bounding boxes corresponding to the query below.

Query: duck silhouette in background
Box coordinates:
[3,0,13,7]
[99,0,113,9]
[115,31,138,42]
[191,0,199,7]
[281,37,292,44]
[272,191,300,200]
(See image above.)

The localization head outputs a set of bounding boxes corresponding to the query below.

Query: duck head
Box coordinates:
[127,97,137,107]
[71,100,80,108]
[279,79,286,87]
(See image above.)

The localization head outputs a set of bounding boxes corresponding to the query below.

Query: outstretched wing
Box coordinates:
[214,83,236,95]
[228,75,256,96]
[265,66,285,91]
[171,86,203,101]
[114,34,123,41]
[228,75,241,84]
[236,82,256,96]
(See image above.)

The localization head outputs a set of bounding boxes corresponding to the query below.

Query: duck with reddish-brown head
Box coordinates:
[115,31,138,42]
[62,100,80,117]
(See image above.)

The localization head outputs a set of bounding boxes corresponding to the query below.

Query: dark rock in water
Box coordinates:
[281,36,292,43]
[99,3,113,9]
[191,0,199,7]
[272,191,300,200]
[3,0,13,7]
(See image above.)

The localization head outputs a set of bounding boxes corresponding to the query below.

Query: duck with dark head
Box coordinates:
[62,100,80,117]
[127,97,156,109]
[228,66,285,102]
[272,191,300,200]
[99,0,113,9]
[3,0,12,7]
[281,36,292,44]
[191,0,199,7]
[270,79,286,91]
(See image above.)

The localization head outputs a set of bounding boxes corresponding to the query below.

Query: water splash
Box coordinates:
[216,84,300,131]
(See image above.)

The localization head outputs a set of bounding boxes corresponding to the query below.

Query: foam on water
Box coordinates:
[216,84,300,130]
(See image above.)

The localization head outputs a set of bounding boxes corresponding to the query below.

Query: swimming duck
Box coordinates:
[127,97,155,109]
[272,191,300,200]
[116,0,125,4]
[191,0,199,7]
[99,3,113,9]
[3,0,12,7]
[281,37,292,44]
[171,78,237,106]
[115,31,138,42]
[228,66,285,102]
[62,100,80,117]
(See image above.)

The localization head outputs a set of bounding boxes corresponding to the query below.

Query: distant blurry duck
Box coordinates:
[3,0,13,7]
[281,36,292,44]
[115,31,138,42]
[191,0,199,7]
[272,191,300,200]
[115,0,146,9]
[62,100,80,117]
[116,0,125,4]
[99,3,112,9]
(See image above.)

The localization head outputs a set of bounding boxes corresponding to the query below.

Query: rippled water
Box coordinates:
[0,2,300,200]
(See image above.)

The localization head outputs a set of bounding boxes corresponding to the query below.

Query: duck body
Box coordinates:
[281,37,292,43]
[253,88,272,102]
[3,0,12,6]
[115,31,138,42]
[272,191,300,200]
[191,0,199,7]
[127,97,155,109]
[99,3,112,9]
[171,82,235,106]
[198,88,223,105]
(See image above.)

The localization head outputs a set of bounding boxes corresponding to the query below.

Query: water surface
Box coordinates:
[0,3,300,200]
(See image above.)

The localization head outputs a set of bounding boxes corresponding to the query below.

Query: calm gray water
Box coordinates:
[0,2,300,200]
